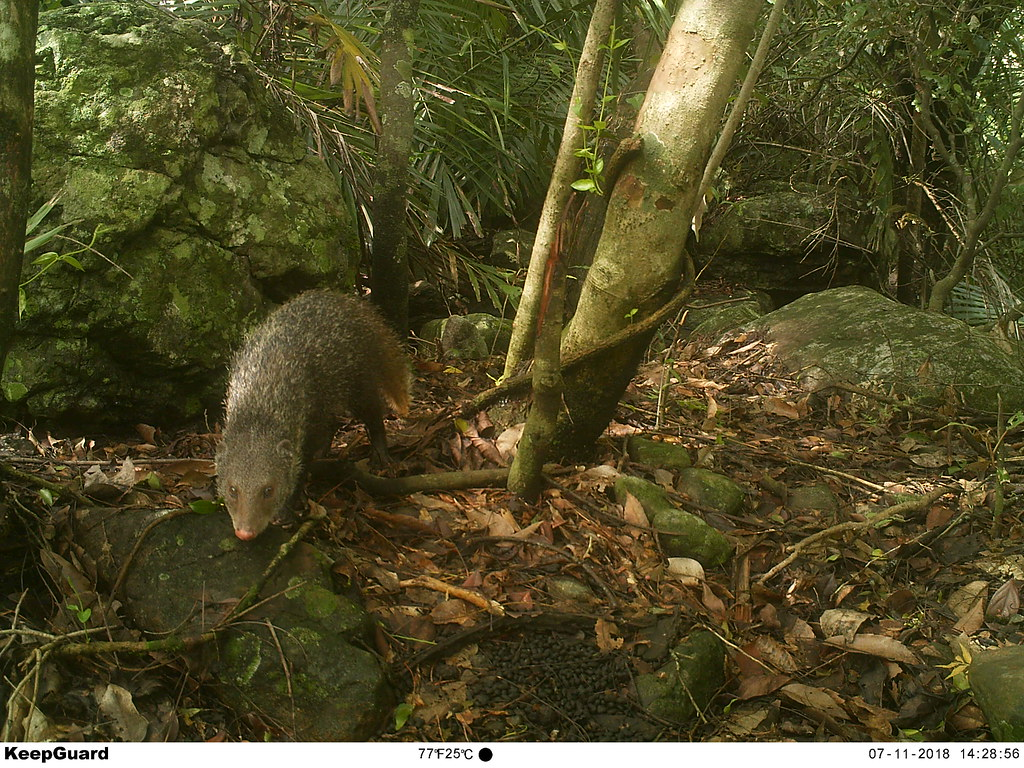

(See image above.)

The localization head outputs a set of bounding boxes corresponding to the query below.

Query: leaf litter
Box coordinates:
[2,308,1023,742]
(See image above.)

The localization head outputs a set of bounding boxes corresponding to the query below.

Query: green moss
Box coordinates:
[300,585,342,620]
[18,2,359,428]
[615,474,733,566]
[223,632,263,686]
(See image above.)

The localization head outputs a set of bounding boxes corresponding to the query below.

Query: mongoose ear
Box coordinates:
[276,439,294,458]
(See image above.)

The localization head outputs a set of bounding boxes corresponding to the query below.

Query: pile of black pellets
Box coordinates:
[467,630,661,741]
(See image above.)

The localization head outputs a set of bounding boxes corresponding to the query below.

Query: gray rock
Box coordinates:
[969,645,1024,741]
[738,286,1024,413]
[75,505,393,740]
[9,3,357,427]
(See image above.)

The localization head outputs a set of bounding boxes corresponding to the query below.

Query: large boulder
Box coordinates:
[694,182,873,300]
[7,2,357,428]
[738,286,1024,413]
[75,506,393,740]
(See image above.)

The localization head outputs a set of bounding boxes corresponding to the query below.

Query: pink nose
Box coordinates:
[235,528,256,541]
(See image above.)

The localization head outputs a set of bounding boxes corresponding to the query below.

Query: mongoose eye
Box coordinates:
[262,485,274,498]
[228,485,238,498]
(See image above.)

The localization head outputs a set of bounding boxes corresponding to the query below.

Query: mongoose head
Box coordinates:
[216,433,302,541]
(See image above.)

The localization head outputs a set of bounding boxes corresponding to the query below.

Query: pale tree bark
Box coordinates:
[695,0,786,211]
[370,0,419,332]
[554,0,764,454]
[0,0,37,367]
[506,0,620,499]
[563,0,763,355]
[502,0,620,380]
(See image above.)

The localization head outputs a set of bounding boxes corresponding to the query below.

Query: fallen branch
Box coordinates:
[399,574,505,616]
[756,484,959,586]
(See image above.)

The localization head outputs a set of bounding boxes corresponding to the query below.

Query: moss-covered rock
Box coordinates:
[970,645,1024,741]
[676,467,746,516]
[741,286,1024,414]
[683,290,773,340]
[420,313,514,358]
[74,506,393,740]
[11,2,358,428]
[634,630,726,725]
[626,435,692,471]
[693,182,872,298]
[614,474,733,567]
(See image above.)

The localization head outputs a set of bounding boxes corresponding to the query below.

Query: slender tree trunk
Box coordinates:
[370,0,419,332]
[502,0,620,379]
[0,0,38,368]
[506,214,569,500]
[554,0,763,454]
[925,89,1024,311]
[506,0,620,499]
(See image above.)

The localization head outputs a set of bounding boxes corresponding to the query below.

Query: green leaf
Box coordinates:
[30,251,59,268]
[25,195,59,235]
[38,488,55,506]
[58,254,85,271]
[24,224,73,255]
[189,499,220,515]
[571,179,596,191]
[393,702,414,730]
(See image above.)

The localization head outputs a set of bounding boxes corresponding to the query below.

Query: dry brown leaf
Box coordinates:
[702,582,727,622]
[952,596,986,635]
[751,636,799,673]
[947,581,987,619]
[847,696,897,739]
[430,599,473,625]
[666,557,705,585]
[722,703,775,736]
[780,683,849,720]
[622,492,649,536]
[783,616,815,644]
[95,684,149,742]
[494,423,524,460]
[652,468,674,487]
[737,673,791,700]
[824,634,922,665]
[763,397,802,420]
[727,339,761,356]
[595,618,623,653]
[988,578,1021,619]
[925,504,955,530]
[820,608,870,642]
[463,506,519,537]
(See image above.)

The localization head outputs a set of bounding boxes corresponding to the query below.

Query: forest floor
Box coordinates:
[2,304,1022,742]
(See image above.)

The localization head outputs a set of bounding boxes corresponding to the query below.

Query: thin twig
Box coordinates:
[756,484,958,585]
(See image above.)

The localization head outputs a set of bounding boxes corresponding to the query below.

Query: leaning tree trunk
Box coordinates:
[370,0,419,332]
[0,0,38,367]
[506,0,620,500]
[554,0,763,454]
[502,0,619,380]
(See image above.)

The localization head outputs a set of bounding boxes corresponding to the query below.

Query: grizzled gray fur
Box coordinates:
[216,290,410,540]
